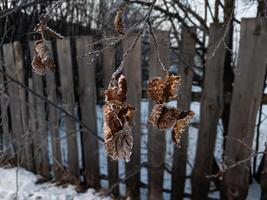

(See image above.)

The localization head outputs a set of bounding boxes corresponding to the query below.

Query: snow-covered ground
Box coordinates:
[0,167,110,200]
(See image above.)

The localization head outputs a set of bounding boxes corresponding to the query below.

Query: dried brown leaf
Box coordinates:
[163,75,181,102]
[31,55,46,76]
[114,8,126,35]
[172,111,195,146]
[147,77,164,104]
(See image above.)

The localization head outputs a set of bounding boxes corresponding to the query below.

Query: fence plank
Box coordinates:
[13,42,34,171]
[148,31,169,200]
[45,41,62,179]
[221,18,267,199]
[0,50,11,158]
[76,36,99,188]
[29,41,50,178]
[3,43,25,166]
[123,34,142,199]
[103,43,119,195]
[57,38,80,180]
[171,27,195,200]
[191,23,225,199]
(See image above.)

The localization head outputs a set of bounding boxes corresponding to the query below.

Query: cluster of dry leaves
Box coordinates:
[147,75,195,146]
[31,22,64,76]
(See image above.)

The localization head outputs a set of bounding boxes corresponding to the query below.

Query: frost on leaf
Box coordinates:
[147,74,194,147]
[172,111,195,146]
[31,40,55,75]
[147,75,181,104]
[114,7,126,36]
[103,74,135,161]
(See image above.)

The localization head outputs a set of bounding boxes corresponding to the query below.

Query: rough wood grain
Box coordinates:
[124,34,142,199]
[29,41,50,178]
[57,38,79,180]
[148,31,169,200]
[14,42,34,171]
[171,27,195,200]
[221,18,267,200]
[3,43,25,166]
[76,36,99,188]
[0,50,11,157]
[103,43,119,196]
[45,41,62,179]
[191,23,225,199]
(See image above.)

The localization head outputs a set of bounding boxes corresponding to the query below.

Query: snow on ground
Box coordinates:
[0,167,110,200]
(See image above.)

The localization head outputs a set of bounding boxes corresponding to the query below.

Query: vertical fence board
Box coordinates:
[171,27,195,200]
[148,31,169,200]
[14,42,34,171]
[3,43,25,165]
[191,23,225,199]
[222,18,267,200]
[57,38,80,180]
[124,34,142,199]
[76,36,99,187]
[29,41,50,178]
[45,41,62,179]
[0,51,11,157]
[103,44,119,195]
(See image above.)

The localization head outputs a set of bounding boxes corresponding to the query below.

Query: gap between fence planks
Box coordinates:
[57,38,80,181]
[75,36,100,188]
[221,18,267,200]
[123,34,142,199]
[171,27,196,200]
[148,31,169,200]
[102,41,119,196]
[29,41,50,178]
[191,23,225,199]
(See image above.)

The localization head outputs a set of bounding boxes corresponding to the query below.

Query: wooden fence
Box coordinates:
[0,18,267,200]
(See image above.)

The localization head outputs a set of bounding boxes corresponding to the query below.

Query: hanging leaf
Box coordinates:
[36,23,64,39]
[103,74,135,161]
[147,77,165,104]
[31,55,46,76]
[172,111,195,146]
[163,75,181,102]
[114,7,126,35]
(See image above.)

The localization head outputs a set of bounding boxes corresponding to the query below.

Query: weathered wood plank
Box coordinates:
[45,41,62,179]
[29,41,50,178]
[0,50,11,158]
[57,38,79,180]
[191,23,225,199]
[76,36,99,188]
[124,34,142,199]
[148,31,169,200]
[221,18,267,200]
[3,43,25,165]
[103,43,119,196]
[13,42,34,171]
[171,27,195,200]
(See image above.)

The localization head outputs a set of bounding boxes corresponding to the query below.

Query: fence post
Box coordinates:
[191,23,225,199]
[171,27,195,200]
[221,18,267,199]
[57,38,80,181]
[45,41,62,179]
[29,41,50,178]
[103,43,119,196]
[148,31,169,200]
[3,43,26,167]
[75,36,100,188]
[123,34,142,199]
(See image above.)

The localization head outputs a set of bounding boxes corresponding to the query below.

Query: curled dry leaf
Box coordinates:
[114,7,126,35]
[149,104,180,130]
[31,40,55,75]
[172,111,195,146]
[147,75,181,104]
[103,74,135,161]
[31,55,45,76]
[36,23,64,39]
